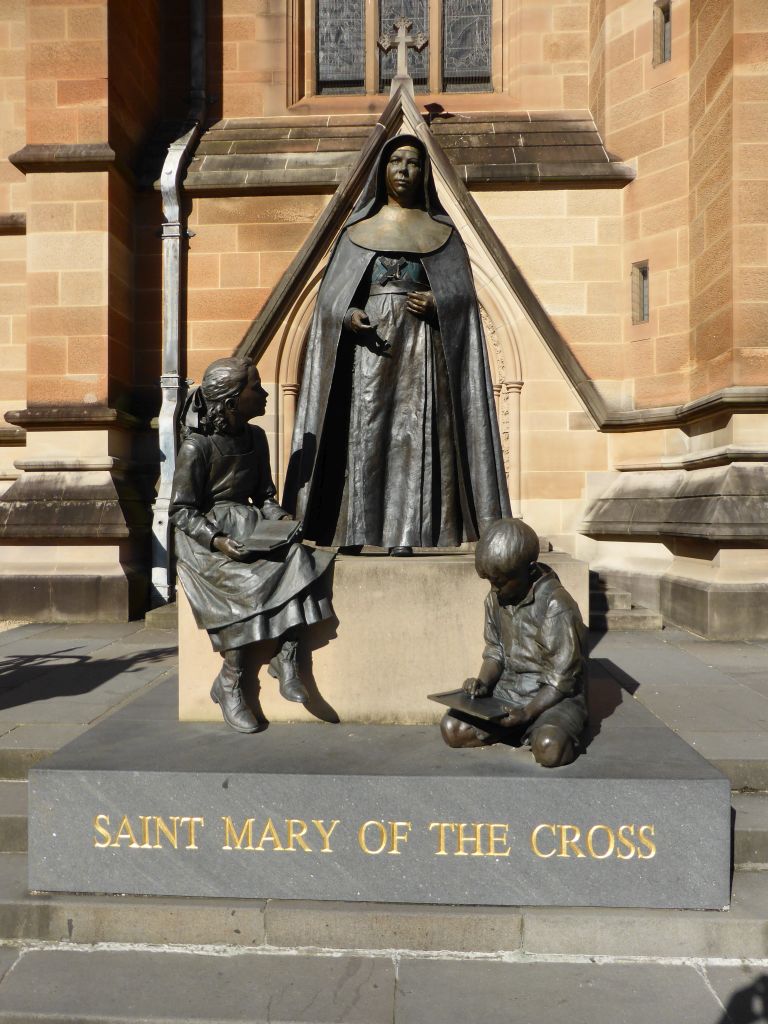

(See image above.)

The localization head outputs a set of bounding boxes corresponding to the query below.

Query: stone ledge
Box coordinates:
[602,386,768,431]
[0,572,147,623]
[0,427,25,447]
[9,142,116,174]
[183,109,634,192]
[5,405,145,432]
[583,463,768,543]
[615,444,768,471]
[0,213,25,236]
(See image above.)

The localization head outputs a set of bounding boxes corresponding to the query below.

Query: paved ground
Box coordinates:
[0,948,765,1023]
[1,620,766,778]
[0,619,766,1022]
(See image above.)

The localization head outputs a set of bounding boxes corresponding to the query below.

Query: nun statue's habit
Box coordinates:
[283,134,510,552]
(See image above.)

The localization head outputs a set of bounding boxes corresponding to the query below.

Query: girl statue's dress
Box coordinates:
[171,424,333,652]
[283,134,510,551]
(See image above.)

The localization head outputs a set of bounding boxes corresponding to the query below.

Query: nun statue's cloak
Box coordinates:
[283,134,510,549]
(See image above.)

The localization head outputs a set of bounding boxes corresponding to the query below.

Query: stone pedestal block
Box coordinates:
[28,672,731,909]
[179,551,589,725]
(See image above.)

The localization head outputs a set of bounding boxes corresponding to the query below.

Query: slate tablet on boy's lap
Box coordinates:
[427,689,510,721]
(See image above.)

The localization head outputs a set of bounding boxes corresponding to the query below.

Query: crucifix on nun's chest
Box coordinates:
[378,16,429,95]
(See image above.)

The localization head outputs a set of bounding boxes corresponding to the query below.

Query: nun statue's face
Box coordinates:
[385,146,423,207]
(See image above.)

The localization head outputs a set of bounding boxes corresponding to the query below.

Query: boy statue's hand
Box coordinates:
[463,677,492,699]
[499,705,528,728]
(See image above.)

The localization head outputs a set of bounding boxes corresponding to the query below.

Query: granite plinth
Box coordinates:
[28,671,730,909]
[179,550,589,724]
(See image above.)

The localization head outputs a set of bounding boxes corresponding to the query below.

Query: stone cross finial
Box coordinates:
[378,17,428,96]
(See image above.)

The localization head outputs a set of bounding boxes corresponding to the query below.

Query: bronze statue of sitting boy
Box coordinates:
[440,518,587,767]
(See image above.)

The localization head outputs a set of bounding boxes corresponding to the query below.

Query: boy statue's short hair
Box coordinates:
[475,518,540,579]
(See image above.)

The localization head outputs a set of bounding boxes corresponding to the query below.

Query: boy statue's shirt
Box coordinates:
[482,562,587,710]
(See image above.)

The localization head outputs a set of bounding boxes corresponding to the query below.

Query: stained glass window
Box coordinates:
[317,0,365,94]
[442,0,491,92]
[379,0,429,93]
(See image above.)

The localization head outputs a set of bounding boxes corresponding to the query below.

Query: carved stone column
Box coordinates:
[506,381,523,517]
[492,380,523,517]
[281,382,300,494]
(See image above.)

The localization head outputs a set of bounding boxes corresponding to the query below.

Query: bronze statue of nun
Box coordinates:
[283,133,510,555]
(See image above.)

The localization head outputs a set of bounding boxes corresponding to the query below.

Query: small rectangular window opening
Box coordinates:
[653,0,672,65]
[632,262,650,324]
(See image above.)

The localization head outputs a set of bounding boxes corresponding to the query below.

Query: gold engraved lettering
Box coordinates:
[487,823,511,857]
[222,816,255,851]
[616,824,636,860]
[557,825,586,858]
[138,816,153,849]
[153,816,179,850]
[455,823,486,857]
[254,817,285,852]
[285,819,312,852]
[312,819,340,853]
[93,813,112,848]
[429,822,456,855]
[530,824,557,858]
[637,824,656,859]
[181,816,204,850]
[586,824,615,860]
[358,819,388,855]
[388,821,412,855]
[111,815,140,849]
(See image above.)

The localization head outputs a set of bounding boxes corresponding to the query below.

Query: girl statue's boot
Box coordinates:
[268,636,308,704]
[210,662,259,733]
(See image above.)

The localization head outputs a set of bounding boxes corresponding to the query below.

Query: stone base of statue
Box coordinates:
[27,665,730,910]
[178,550,590,725]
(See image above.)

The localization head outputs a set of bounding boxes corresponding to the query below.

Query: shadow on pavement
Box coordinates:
[590,656,641,696]
[0,646,175,711]
[717,974,768,1023]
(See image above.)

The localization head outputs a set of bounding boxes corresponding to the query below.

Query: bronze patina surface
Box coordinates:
[284,134,510,553]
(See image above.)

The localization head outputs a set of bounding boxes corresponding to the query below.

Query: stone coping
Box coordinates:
[184,109,633,192]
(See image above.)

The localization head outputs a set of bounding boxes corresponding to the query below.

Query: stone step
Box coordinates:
[589,588,632,611]
[0,782,26,853]
[705,752,768,792]
[0,726,88,781]
[589,607,664,631]
[732,791,768,869]
[0,851,766,958]
[143,601,178,631]
[0,947,758,1024]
